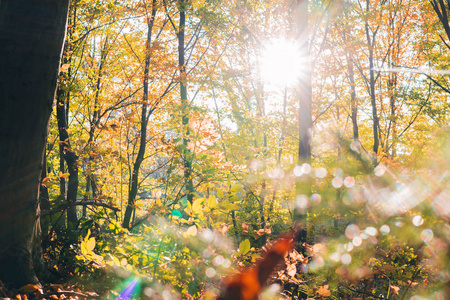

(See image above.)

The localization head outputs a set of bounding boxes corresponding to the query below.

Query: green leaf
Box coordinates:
[172,209,182,219]
[239,239,251,255]
[229,194,240,203]
[230,184,243,193]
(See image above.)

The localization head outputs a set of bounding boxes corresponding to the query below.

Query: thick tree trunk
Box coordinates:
[122,1,157,229]
[0,0,69,286]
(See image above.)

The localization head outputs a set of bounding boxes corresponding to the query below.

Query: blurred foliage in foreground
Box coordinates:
[40,133,449,300]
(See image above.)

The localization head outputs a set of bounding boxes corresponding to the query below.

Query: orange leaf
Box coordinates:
[389,285,400,295]
[317,284,331,297]
[242,223,250,234]
[60,64,70,73]
[218,235,293,300]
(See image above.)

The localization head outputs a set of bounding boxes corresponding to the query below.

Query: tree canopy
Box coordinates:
[0,0,449,299]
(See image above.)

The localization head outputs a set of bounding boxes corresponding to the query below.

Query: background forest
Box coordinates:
[2,0,449,299]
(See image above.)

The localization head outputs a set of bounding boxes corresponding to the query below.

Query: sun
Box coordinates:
[259,39,306,88]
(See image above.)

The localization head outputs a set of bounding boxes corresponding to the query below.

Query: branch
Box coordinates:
[42,201,119,216]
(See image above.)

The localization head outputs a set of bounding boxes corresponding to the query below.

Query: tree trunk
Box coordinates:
[295,0,312,244]
[346,53,359,143]
[365,2,380,162]
[297,0,312,166]
[122,0,157,229]
[0,0,69,286]
[40,150,51,237]
[178,0,195,203]
[56,75,79,226]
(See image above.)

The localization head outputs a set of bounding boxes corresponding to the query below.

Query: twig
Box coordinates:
[401,266,422,300]
[41,201,119,216]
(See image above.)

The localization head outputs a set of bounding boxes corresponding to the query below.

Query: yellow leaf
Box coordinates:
[207,195,217,208]
[58,171,69,179]
[239,239,251,255]
[192,197,204,213]
[217,189,224,198]
[86,237,96,252]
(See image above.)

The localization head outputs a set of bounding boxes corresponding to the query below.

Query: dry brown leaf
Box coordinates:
[382,265,395,271]
[286,263,297,277]
[289,249,308,264]
[19,284,41,293]
[389,285,400,295]
[242,223,250,234]
[221,223,229,235]
[218,236,293,300]
[407,280,419,287]
[60,64,70,73]
[317,284,331,297]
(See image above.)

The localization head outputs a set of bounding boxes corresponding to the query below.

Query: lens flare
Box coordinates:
[116,277,140,300]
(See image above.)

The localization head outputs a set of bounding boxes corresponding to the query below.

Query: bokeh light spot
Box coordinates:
[374,164,387,176]
[344,176,355,188]
[365,227,378,236]
[293,165,303,177]
[420,228,434,243]
[301,163,312,174]
[341,253,352,264]
[412,215,424,226]
[332,177,343,188]
[315,167,327,178]
[353,236,362,247]
[310,193,322,205]
[213,255,224,266]
[345,224,360,239]
[380,225,390,235]
[206,267,216,278]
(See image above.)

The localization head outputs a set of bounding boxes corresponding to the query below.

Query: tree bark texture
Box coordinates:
[0,0,69,286]
[178,0,195,203]
[122,0,157,229]
[56,81,79,226]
